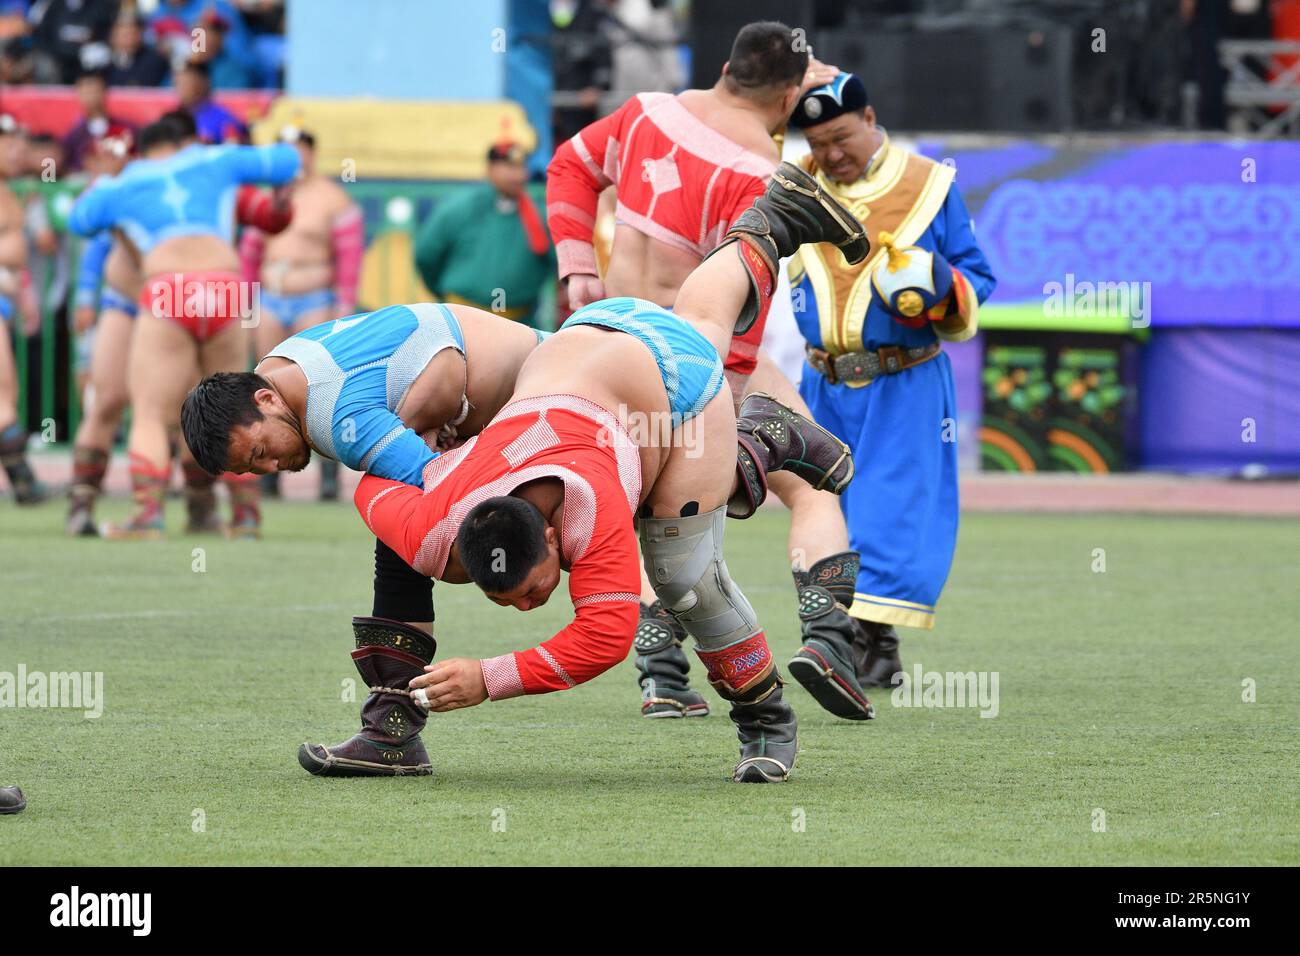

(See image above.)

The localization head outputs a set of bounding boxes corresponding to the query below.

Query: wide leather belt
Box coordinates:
[806,342,941,385]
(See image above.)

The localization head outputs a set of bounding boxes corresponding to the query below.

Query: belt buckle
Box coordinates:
[810,347,838,384]
[877,345,904,374]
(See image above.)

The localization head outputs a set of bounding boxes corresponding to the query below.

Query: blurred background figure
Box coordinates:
[240,124,362,501]
[26,0,116,84]
[191,7,254,90]
[61,66,136,173]
[105,9,170,88]
[0,115,43,505]
[414,140,555,332]
[177,60,248,143]
[551,0,616,145]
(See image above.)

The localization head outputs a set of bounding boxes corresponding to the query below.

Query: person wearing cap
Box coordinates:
[786,73,996,687]
[239,125,363,501]
[414,141,555,330]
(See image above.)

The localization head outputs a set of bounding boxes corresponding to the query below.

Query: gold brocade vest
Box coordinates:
[788,137,955,355]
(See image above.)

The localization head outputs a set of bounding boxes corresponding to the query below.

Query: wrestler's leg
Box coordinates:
[104,312,199,537]
[640,387,798,782]
[737,352,872,720]
[298,538,436,777]
[676,163,869,350]
[742,353,849,564]
[0,325,45,504]
[67,308,132,534]
[200,320,262,537]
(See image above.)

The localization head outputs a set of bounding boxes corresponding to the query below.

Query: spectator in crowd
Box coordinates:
[236,0,285,88]
[552,0,615,146]
[415,141,556,331]
[27,0,117,84]
[191,7,253,89]
[0,36,35,84]
[106,10,169,88]
[177,60,248,143]
[61,67,136,173]
[151,0,256,85]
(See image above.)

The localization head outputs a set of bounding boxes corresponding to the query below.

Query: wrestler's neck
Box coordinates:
[703,81,790,139]
[513,479,566,555]
[256,359,310,440]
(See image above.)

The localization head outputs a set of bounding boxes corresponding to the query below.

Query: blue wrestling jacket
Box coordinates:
[67,142,300,249]
[266,303,467,485]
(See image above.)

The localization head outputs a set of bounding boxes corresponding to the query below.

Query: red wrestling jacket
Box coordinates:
[355,395,644,698]
[547,93,775,375]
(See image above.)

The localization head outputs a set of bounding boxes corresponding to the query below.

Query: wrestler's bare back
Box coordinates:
[601,89,779,308]
[508,324,678,494]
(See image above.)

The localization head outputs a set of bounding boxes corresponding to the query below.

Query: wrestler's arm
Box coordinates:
[73,231,112,310]
[330,400,437,485]
[228,143,302,186]
[329,202,364,315]
[545,102,628,282]
[67,181,113,236]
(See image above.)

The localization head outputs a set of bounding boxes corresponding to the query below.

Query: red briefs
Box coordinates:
[547,92,776,377]
[139,270,248,341]
[355,394,644,699]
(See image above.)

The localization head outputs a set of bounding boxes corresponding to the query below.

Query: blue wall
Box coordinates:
[286,0,508,100]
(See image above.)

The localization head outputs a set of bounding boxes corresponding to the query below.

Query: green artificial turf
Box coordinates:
[1,497,1296,865]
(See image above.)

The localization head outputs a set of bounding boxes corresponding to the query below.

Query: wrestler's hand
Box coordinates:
[409,657,489,712]
[74,304,96,334]
[566,273,605,310]
[801,57,840,96]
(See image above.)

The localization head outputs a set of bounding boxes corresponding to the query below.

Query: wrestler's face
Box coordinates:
[804,108,877,184]
[483,529,562,612]
[225,390,311,475]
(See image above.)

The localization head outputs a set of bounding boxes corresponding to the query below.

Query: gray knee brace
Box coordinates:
[640,506,776,703]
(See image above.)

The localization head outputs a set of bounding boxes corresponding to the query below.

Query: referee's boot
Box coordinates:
[787,552,876,721]
[854,620,904,689]
[634,600,710,718]
[299,617,435,777]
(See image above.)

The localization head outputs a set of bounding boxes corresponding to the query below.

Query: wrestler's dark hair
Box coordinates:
[181,372,270,476]
[456,496,549,595]
[724,21,809,97]
[138,110,196,153]
[159,108,198,142]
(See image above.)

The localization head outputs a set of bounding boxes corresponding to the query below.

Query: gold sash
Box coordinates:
[789,138,955,355]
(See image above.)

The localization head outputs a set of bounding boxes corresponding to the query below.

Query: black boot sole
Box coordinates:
[788,647,876,720]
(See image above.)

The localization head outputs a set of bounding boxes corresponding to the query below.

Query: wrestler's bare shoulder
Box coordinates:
[674,90,780,161]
